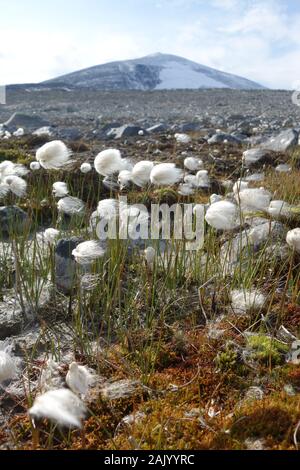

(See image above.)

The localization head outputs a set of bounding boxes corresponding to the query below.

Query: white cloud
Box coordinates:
[0,28,147,85]
[211,0,239,9]
[169,0,300,88]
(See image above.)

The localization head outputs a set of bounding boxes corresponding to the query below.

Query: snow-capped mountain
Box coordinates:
[43,53,264,90]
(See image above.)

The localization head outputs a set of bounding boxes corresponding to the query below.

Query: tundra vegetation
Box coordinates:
[0,127,300,451]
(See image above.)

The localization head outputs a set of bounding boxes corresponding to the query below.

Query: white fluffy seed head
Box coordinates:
[40,358,63,393]
[286,228,300,253]
[3,175,27,197]
[236,187,272,211]
[150,163,183,186]
[131,161,154,187]
[94,148,126,176]
[30,161,41,171]
[210,194,223,205]
[57,196,85,215]
[80,162,92,174]
[233,180,249,194]
[231,289,266,315]
[0,351,16,383]
[52,181,69,198]
[205,200,240,230]
[184,174,198,187]
[144,246,156,267]
[196,170,210,188]
[66,362,93,397]
[0,183,9,198]
[43,228,60,245]
[0,160,28,178]
[72,240,106,265]
[29,388,86,428]
[118,170,132,188]
[36,140,72,170]
[97,198,119,220]
[268,200,293,218]
[184,157,203,171]
[178,183,195,196]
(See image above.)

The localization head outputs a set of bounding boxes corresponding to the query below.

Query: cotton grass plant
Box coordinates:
[1,137,300,450]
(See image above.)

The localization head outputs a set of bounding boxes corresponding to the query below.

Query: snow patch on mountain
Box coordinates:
[156,61,227,89]
[43,53,265,91]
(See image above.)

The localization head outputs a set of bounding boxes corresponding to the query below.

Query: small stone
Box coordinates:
[100,379,143,400]
[262,129,299,152]
[0,304,23,340]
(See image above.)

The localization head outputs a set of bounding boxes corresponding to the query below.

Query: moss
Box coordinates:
[215,347,238,372]
[247,334,289,366]
[0,147,30,164]
[152,188,179,205]
[230,397,299,448]
[286,366,300,389]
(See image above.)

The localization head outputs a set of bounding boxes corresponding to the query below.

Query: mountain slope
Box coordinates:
[43,53,264,90]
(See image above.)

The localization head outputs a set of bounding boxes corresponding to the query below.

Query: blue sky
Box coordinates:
[0,0,300,88]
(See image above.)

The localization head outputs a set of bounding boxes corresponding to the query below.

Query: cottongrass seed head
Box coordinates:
[97,198,119,219]
[118,169,132,188]
[30,161,41,171]
[66,362,93,397]
[268,200,293,218]
[286,228,300,253]
[0,350,16,383]
[29,388,87,428]
[184,157,203,171]
[80,162,92,174]
[205,200,240,231]
[42,228,60,245]
[57,196,85,215]
[36,140,73,170]
[52,181,69,198]
[72,240,106,265]
[144,246,156,269]
[196,170,210,188]
[131,160,154,187]
[235,187,272,211]
[150,163,183,186]
[3,175,27,197]
[94,148,128,177]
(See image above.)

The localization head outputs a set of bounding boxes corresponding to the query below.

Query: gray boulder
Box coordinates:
[107,124,147,139]
[208,133,242,144]
[243,148,271,167]
[0,206,29,237]
[0,303,23,340]
[147,123,168,134]
[55,237,84,294]
[4,112,50,132]
[178,122,203,132]
[262,129,299,152]
[58,127,83,141]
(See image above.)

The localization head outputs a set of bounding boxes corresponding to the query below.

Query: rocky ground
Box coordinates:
[1,88,300,141]
[0,90,300,450]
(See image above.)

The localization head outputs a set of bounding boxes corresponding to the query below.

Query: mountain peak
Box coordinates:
[43,53,265,91]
